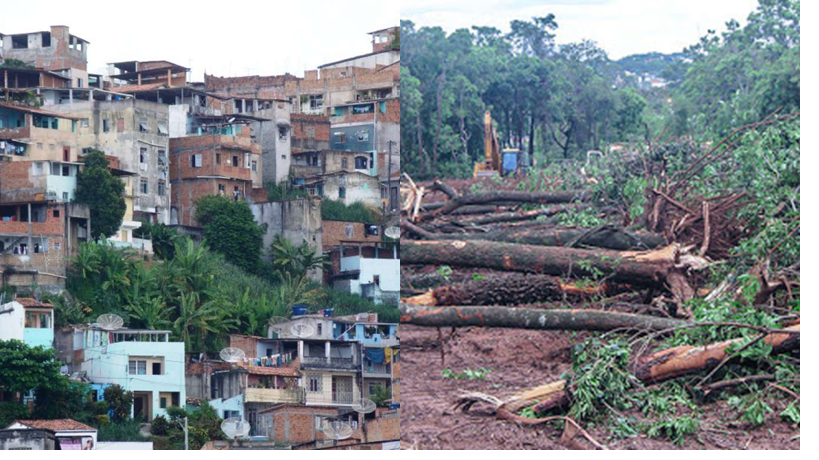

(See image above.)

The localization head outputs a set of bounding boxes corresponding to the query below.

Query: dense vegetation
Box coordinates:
[321,198,381,224]
[401,0,799,179]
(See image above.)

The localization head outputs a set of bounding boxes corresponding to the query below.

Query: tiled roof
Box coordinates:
[15,298,54,308]
[0,102,81,120]
[246,365,301,378]
[14,419,96,432]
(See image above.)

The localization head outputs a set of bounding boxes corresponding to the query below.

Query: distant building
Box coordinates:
[0,297,54,349]
[0,428,59,450]
[0,25,90,88]
[6,419,97,450]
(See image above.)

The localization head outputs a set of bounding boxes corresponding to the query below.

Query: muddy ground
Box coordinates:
[400,324,800,450]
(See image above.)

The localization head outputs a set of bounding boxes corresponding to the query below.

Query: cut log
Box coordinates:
[631,323,800,383]
[402,239,699,288]
[409,225,667,251]
[399,304,687,331]
[457,205,578,226]
[403,273,626,306]
[434,190,590,216]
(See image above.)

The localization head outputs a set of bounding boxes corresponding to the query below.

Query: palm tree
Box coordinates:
[128,297,172,330]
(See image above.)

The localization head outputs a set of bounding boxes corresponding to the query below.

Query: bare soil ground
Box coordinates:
[400,324,800,450]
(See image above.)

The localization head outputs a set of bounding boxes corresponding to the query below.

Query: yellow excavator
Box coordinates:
[473,110,529,179]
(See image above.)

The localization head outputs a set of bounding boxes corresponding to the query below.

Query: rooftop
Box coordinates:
[11,419,96,432]
[14,298,54,309]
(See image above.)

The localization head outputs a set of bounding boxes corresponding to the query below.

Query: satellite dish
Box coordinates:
[219,347,246,363]
[96,314,124,331]
[385,226,400,239]
[220,417,250,439]
[352,398,377,414]
[290,323,315,338]
[321,420,353,440]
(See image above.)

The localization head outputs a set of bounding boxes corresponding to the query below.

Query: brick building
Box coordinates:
[168,120,262,228]
[0,25,91,88]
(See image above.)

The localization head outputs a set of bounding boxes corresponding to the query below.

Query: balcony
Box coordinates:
[244,387,304,404]
[363,363,391,378]
[301,356,358,371]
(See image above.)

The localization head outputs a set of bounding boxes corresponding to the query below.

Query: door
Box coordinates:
[332,376,353,404]
[63,147,70,162]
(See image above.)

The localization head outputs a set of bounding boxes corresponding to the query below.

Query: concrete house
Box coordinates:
[60,327,186,421]
[0,297,54,349]
[6,419,97,450]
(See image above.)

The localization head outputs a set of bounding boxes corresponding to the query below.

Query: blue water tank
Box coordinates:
[292,304,308,317]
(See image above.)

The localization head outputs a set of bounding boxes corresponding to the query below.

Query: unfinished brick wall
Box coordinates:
[263,405,339,445]
[381,98,400,123]
[228,335,260,359]
[322,220,381,250]
[291,114,330,152]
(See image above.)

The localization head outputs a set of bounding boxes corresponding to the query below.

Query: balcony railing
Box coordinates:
[301,356,357,370]
[363,363,391,377]
[245,387,304,404]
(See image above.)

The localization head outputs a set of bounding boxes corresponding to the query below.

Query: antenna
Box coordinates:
[385,226,400,239]
[219,347,246,363]
[96,314,124,331]
[321,420,353,440]
[290,323,315,338]
[220,417,250,440]
[352,398,376,414]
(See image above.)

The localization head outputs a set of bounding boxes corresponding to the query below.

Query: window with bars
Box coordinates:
[308,375,322,392]
[129,360,147,375]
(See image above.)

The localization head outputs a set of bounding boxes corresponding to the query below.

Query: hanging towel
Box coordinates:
[365,348,385,364]
[385,348,392,364]
[277,355,282,367]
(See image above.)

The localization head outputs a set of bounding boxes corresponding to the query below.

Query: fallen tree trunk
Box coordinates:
[399,304,686,331]
[457,205,578,226]
[435,190,591,216]
[409,225,667,251]
[454,323,800,416]
[402,273,626,306]
[631,323,801,383]
[402,239,699,288]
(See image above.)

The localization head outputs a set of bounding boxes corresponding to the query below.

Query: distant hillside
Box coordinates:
[616,52,688,76]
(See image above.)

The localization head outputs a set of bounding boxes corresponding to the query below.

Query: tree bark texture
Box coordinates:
[402,239,687,287]
[399,304,687,331]
[435,190,591,216]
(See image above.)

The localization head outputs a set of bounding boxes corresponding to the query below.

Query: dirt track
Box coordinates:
[400,324,800,450]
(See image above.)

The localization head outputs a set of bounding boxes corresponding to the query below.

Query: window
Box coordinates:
[103,119,110,133]
[152,362,162,375]
[218,184,226,195]
[160,397,168,409]
[315,416,323,430]
[339,187,346,199]
[278,126,288,140]
[318,324,323,336]
[356,130,369,142]
[158,180,166,197]
[140,147,147,164]
[333,132,346,144]
[345,225,354,238]
[309,95,323,110]
[140,178,148,194]
[80,118,89,128]
[139,118,149,133]
[355,156,368,169]
[129,360,147,375]
[190,154,202,168]
[341,158,348,169]
[54,209,60,218]
[157,150,166,166]
[368,382,382,396]
[251,160,257,172]
[215,153,221,165]
[232,155,239,167]
[308,375,322,392]
[157,122,168,135]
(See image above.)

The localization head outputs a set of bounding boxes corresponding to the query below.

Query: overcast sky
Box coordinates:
[0,0,399,80]
[403,0,759,59]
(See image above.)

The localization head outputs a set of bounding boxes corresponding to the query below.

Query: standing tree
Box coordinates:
[194,195,265,274]
[75,149,126,239]
[0,340,65,401]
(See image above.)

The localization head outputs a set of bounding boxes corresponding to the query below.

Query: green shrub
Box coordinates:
[97,419,149,442]
[321,199,381,224]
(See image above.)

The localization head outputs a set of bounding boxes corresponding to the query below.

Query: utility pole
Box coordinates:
[184,417,189,451]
